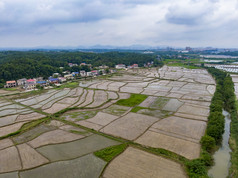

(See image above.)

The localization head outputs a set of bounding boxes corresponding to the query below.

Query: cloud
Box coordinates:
[0,0,238,48]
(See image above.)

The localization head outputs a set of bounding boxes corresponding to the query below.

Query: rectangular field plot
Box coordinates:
[86,90,108,108]
[36,134,120,161]
[80,112,119,126]
[151,116,206,141]
[28,129,84,148]
[136,130,201,159]
[107,82,126,91]
[177,104,210,117]
[101,113,159,140]
[103,147,186,178]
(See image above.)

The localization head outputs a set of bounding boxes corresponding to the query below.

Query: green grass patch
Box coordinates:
[131,106,147,113]
[69,130,90,135]
[116,94,147,107]
[56,82,79,89]
[94,144,127,162]
[138,109,173,118]
[3,87,18,91]
[167,63,201,69]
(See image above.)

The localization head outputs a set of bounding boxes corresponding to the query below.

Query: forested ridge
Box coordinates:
[0,51,161,87]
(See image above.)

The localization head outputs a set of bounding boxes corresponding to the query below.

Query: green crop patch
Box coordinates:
[116,94,148,107]
[94,144,127,162]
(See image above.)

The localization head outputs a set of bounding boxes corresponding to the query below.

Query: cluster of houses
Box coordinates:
[4,63,139,90]
[115,64,138,69]
[5,77,46,90]
[4,69,114,90]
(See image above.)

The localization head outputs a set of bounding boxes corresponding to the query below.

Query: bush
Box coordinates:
[201,135,216,153]
[201,150,213,166]
[186,159,207,177]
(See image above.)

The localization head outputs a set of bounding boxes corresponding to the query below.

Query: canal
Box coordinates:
[208,110,231,178]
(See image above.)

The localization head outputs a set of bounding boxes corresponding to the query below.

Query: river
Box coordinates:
[208,110,232,178]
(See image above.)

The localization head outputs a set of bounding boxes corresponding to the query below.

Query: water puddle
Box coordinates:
[208,110,231,178]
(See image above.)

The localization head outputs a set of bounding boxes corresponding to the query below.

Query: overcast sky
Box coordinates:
[0,0,238,48]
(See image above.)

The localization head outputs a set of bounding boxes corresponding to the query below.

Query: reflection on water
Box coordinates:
[208,110,231,178]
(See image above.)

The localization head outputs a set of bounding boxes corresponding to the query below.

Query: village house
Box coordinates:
[98,65,109,69]
[63,71,70,75]
[36,81,48,87]
[5,80,17,88]
[115,64,126,69]
[110,69,116,73]
[58,77,67,83]
[35,77,44,81]
[86,72,93,77]
[24,79,36,90]
[80,70,86,77]
[17,78,27,86]
[68,63,78,67]
[131,64,139,68]
[91,70,99,76]
[72,72,79,77]
[48,77,59,84]
[64,74,74,80]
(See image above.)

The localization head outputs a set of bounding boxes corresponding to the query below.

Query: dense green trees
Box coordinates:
[0,51,162,87]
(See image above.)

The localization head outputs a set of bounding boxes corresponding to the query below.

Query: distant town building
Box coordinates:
[115,64,126,69]
[185,47,192,51]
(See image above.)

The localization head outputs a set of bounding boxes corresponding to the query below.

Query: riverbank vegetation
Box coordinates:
[201,67,238,177]
[186,68,229,177]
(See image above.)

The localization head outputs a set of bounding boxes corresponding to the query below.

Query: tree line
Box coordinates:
[187,67,238,177]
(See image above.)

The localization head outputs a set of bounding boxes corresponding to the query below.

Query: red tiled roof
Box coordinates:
[6,81,16,84]
[27,79,36,82]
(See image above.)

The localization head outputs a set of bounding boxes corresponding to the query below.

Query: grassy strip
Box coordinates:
[116,94,147,107]
[167,63,201,69]
[0,117,50,140]
[55,82,79,90]
[130,106,147,113]
[94,144,128,162]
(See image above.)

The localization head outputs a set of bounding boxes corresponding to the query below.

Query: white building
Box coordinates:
[115,64,126,69]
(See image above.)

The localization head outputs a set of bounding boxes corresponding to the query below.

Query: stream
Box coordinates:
[208,110,232,178]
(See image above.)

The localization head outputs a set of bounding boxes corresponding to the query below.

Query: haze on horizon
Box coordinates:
[1,0,238,48]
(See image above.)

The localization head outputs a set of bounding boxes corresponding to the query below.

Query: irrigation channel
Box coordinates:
[208,110,231,178]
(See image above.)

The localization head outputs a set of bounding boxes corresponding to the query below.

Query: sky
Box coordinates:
[0,0,238,48]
